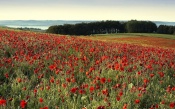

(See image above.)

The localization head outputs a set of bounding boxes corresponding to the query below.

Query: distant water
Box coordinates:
[0,20,93,30]
[0,20,175,30]
[5,25,49,30]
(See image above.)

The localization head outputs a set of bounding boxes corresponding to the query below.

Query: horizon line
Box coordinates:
[0,19,175,22]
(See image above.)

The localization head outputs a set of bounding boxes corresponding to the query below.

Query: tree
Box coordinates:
[157,25,175,34]
[126,20,157,33]
[46,25,59,34]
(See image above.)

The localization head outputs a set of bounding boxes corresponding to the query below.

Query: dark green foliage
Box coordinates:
[126,20,157,33]
[46,20,175,35]
[46,21,126,35]
[46,25,59,34]
[157,25,175,34]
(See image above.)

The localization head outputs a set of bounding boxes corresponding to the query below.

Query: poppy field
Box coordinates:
[0,29,175,109]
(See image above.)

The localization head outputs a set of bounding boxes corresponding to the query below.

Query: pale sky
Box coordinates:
[0,0,175,21]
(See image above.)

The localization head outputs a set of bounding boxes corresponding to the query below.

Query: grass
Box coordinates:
[93,33,175,39]
[80,33,175,49]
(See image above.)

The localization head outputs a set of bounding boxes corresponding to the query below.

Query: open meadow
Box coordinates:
[81,33,175,49]
[0,29,175,109]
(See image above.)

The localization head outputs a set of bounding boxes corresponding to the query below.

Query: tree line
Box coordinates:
[157,25,175,34]
[46,20,175,35]
[126,20,157,33]
[46,21,125,35]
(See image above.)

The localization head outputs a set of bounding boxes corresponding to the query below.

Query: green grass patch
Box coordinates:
[95,33,175,39]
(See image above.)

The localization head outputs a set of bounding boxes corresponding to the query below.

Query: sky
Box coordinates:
[0,0,175,21]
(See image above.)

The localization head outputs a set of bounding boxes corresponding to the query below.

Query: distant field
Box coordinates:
[91,33,175,39]
[81,33,175,49]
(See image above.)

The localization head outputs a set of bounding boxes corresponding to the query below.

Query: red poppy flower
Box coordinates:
[70,87,78,93]
[62,83,67,88]
[79,89,85,94]
[150,73,154,78]
[166,86,171,93]
[143,78,149,84]
[123,104,127,109]
[158,72,164,78]
[161,101,165,104]
[114,83,121,88]
[20,100,27,108]
[102,89,108,96]
[23,87,27,91]
[118,91,123,96]
[169,102,175,108]
[39,98,43,103]
[34,89,37,94]
[4,73,9,78]
[90,48,95,52]
[100,78,106,84]
[49,64,56,71]
[40,106,49,109]
[107,78,111,83]
[116,96,120,101]
[135,99,140,104]
[66,78,71,82]
[89,86,95,93]
[17,78,22,83]
[50,77,54,83]
[172,87,175,91]
[115,63,120,70]
[0,99,6,106]
[89,67,95,72]
[97,106,105,109]
[137,71,141,75]
[155,104,159,108]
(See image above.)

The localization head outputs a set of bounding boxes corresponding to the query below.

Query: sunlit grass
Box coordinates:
[80,33,175,49]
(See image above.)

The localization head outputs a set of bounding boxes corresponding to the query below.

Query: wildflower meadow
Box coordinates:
[0,29,175,109]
